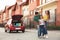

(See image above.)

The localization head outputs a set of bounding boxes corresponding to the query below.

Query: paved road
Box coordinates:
[0,28,60,40]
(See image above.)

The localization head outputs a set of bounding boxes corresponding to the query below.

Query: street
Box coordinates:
[0,28,60,40]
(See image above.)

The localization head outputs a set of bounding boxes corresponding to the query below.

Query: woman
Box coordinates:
[43,10,50,38]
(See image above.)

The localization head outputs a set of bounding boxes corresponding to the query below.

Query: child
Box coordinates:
[38,16,45,38]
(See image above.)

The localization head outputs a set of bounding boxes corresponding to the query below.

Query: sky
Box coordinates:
[0,0,16,11]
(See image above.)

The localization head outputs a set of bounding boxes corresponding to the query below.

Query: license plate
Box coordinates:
[15,28,21,30]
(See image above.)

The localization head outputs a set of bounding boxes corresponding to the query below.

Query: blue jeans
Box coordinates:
[38,25,45,37]
[44,21,48,27]
[44,21,48,34]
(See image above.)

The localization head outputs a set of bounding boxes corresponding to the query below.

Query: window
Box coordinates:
[42,0,45,4]
[3,13,6,21]
[30,0,35,3]
[9,10,12,18]
[45,0,52,3]
[17,0,22,2]
[30,11,33,15]
[54,9,56,21]
[34,0,36,1]
[40,0,45,5]
[22,0,26,2]
[40,0,43,5]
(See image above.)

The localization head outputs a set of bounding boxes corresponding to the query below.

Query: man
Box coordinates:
[34,12,40,28]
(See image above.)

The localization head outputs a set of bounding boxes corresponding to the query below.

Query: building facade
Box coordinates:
[0,11,3,23]
[0,0,27,24]
[36,0,57,26]
[28,0,60,26]
[29,0,40,15]
[0,0,60,27]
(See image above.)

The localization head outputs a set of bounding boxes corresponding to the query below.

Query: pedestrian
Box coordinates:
[38,16,45,38]
[43,10,50,38]
[5,18,12,29]
[33,12,40,29]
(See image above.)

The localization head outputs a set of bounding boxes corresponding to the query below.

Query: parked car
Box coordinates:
[5,15,25,33]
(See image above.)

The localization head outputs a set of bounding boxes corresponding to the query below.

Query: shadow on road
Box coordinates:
[5,30,31,34]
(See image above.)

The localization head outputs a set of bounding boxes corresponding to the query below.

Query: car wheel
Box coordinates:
[22,30,25,33]
[5,30,7,32]
[7,29,11,33]
[16,30,18,32]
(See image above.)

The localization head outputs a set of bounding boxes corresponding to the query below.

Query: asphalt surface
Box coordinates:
[0,28,60,40]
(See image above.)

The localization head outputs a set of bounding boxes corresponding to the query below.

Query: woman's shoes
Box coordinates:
[38,35,48,39]
[45,35,48,38]
[43,35,48,39]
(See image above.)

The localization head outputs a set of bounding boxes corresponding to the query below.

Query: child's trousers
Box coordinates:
[38,25,45,37]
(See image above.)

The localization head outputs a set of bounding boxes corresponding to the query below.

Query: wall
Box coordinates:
[56,0,60,26]
[0,14,3,23]
[29,1,37,11]
[15,5,22,15]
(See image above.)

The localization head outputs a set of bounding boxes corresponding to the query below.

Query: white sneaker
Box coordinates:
[45,35,48,38]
